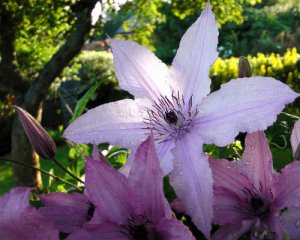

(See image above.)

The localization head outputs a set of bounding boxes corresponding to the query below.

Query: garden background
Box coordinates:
[0,0,299,207]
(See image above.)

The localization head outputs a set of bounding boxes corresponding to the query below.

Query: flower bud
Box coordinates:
[14,106,56,159]
[238,57,252,78]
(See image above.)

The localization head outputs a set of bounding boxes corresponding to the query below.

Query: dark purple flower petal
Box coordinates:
[156,218,195,240]
[211,220,254,240]
[40,192,92,233]
[274,160,300,209]
[128,136,172,223]
[85,158,141,224]
[66,223,126,240]
[0,187,59,240]
[241,132,275,195]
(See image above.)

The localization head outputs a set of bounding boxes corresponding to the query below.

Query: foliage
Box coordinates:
[170,0,261,24]
[152,0,300,62]
[219,0,300,57]
[0,0,75,80]
[101,0,262,51]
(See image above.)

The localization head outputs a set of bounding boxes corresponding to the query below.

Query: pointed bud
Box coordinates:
[238,57,252,78]
[14,106,56,159]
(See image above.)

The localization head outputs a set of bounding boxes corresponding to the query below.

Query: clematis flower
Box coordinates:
[0,187,59,239]
[67,136,195,240]
[63,2,299,237]
[210,132,300,240]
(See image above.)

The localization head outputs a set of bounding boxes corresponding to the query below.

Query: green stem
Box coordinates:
[52,158,84,184]
[0,157,82,191]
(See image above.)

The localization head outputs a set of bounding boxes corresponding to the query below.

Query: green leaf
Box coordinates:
[69,75,112,123]
[266,112,299,170]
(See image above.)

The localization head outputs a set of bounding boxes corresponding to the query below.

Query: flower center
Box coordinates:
[143,92,199,143]
[250,197,270,218]
[121,215,162,240]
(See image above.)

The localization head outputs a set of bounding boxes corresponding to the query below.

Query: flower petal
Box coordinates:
[39,192,91,233]
[111,38,171,101]
[291,119,300,159]
[156,139,175,174]
[85,158,141,224]
[211,220,254,240]
[212,187,247,225]
[64,99,148,147]
[128,136,172,223]
[170,1,218,105]
[209,158,252,224]
[169,133,213,238]
[241,132,275,195]
[156,218,196,240]
[0,187,59,240]
[274,161,300,209]
[209,158,251,194]
[195,77,299,146]
[67,223,126,240]
[280,207,300,239]
[0,187,30,222]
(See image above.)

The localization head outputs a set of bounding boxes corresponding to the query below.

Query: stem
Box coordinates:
[52,158,84,184]
[0,157,82,191]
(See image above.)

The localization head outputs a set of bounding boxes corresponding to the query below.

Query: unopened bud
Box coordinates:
[14,106,56,159]
[238,57,252,78]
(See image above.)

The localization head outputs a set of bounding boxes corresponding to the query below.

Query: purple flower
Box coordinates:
[0,187,59,239]
[67,136,195,240]
[210,132,300,240]
[39,192,94,234]
[63,2,299,237]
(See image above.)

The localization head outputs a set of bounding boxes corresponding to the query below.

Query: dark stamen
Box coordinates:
[165,111,178,125]
[250,197,270,218]
[143,92,199,143]
[86,202,95,220]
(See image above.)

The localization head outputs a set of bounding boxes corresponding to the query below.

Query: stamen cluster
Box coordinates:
[120,215,161,240]
[239,183,273,219]
[143,92,199,143]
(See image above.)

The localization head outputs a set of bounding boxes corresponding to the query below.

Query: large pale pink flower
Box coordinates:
[64,2,299,237]
[210,132,300,240]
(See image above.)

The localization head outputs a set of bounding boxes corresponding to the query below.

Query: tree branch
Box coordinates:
[23,0,99,114]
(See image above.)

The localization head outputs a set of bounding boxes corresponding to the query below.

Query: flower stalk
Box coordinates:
[0,157,82,191]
